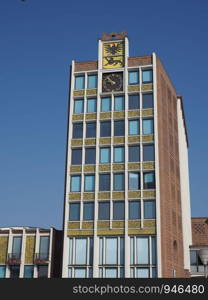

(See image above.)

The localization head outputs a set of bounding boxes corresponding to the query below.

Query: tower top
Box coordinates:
[101,31,127,41]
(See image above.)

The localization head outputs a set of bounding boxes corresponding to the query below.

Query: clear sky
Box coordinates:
[0,0,208,229]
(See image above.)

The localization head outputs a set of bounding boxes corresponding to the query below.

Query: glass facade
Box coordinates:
[87,74,97,89]
[87,98,97,113]
[101,97,111,112]
[114,96,124,111]
[75,76,85,90]
[129,120,139,135]
[74,99,84,114]
[100,147,110,164]
[129,71,139,84]
[70,175,81,192]
[114,146,124,163]
[85,148,96,164]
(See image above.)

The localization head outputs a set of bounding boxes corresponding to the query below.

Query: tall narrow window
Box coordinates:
[101,97,111,112]
[114,173,125,191]
[129,201,141,219]
[73,123,83,139]
[99,174,110,191]
[114,96,124,111]
[129,120,139,135]
[87,74,97,89]
[75,76,85,90]
[87,98,97,113]
[143,172,155,189]
[39,236,49,260]
[12,237,22,259]
[10,266,20,279]
[114,146,124,163]
[142,70,153,83]
[83,202,94,220]
[100,121,111,137]
[113,201,125,220]
[143,93,153,109]
[0,266,6,278]
[143,119,154,135]
[129,71,139,85]
[71,148,82,165]
[86,122,96,138]
[69,203,80,221]
[144,200,156,219]
[85,148,96,164]
[129,172,140,190]
[143,145,154,161]
[114,120,125,136]
[129,145,140,162]
[84,175,95,192]
[70,175,81,192]
[136,237,149,264]
[100,147,110,164]
[74,99,84,114]
[129,94,140,110]
[98,202,110,220]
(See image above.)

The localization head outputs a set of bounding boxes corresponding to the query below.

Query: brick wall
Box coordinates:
[192,217,208,246]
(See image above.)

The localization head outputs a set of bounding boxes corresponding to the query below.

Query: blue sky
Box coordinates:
[0,0,207,229]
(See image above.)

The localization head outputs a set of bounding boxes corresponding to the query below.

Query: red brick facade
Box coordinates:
[192,217,208,246]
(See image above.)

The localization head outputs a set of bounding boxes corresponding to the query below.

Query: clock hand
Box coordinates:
[107,77,116,84]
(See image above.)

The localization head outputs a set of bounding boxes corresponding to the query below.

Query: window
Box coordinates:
[99,174,110,191]
[136,268,149,278]
[83,202,94,220]
[69,203,80,221]
[85,148,96,164]
[114,96,124,111]
[74,268,86,278]
[114,173,125,191]
[24,266,34,278]
[129,172,140,190]
[70,175,81,192]
[129,201,141,219]
[129,120,139,135]
[38,266,48,278]
[73,123,83,139]
[71,148,82,165]
[129,145,140,162]
[101,97,111,112]
[75,75,85,90]
[86,122,96,138]
[84,175,95,191]
[100,147,110,164]
[143,93,153,109]
[98,202,110,220]
[142,69,153,83]
[105,268,117,278]
[143,119,154,135]
[87,98,97,113]
[129,71,139,85]
[114,120,125,136]
[12,237,22,259]
[113,201,125,220]
[143,144,154,161]
[100,121,111,137]
[136,237,149,264]
[143,172,155,189]
[114,147,124,163]
[39,236,49,260]
[10,266,20,278]
[144,200,156,219]
[74,99,84,114]
[0,266,6,278]
[129,94,140,110]
[88,74,97,89]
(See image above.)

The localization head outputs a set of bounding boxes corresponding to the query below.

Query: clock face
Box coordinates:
[102,72,123,92]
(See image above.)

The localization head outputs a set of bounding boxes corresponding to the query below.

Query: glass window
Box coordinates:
[84,175,95,192]
[101,97,111,112]
[70,175,81,192]
[69,203,80,221]
[136,237,149,264]
[10,266,20,278]
[74,268,86,278]
[129,120,139,135]
[39,236,49,259]
[85,148,96,164]
[87,98,97,113]
[144,201,156,219]
[114,173,125,191]
[12,237,22,258]
[100,147,110,164]
[136,268,149,278]
[105,268,117,278]
[37,266,48,278]
[114,146,124,163]
[100,121,111,137]
[114,96,124,111]
[129,201,141,219]
[106,238,117,264]
[190,250,197,265]
[129,71,139,84]
[75,76,85,90]
[72,148,82,165]
[99,174,110,191]
[113,201,125,220]
[142,69,153,83]
[143,93,153,109]
[98,202,110,220]
[129,94,140,110]
[151,237,157,265]
[129,172,140,190]
[75,239,87,264]
[88,74,97,89]
[73,123,83,139]
[143,145,154,161]
[129,145,140,162]
[143,172,155,189]
[86,122,96,138]
[143,119,154,135]
[24,266,34,278]
[83,202,94,220]
[74,99,84,114]
[114,120,125,136]
[0,266,6,278]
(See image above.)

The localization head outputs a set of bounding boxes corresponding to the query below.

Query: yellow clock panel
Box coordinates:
[103,42,125,69]
[103,56,124,69]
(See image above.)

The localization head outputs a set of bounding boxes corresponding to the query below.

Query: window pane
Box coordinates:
[143,172,155,189]
[69,203,80,221]
[86,122,96,138]
[74,99,84,114]
[70,176,81,192]
[136,268,149,278]
[143,93,153,109]
[100,148,110,164]
[142,70,153,83]
[105,268,117,278]
[143,145,154,161]
[114,120,125,136]
[0,266,6,278]
[99,202,110,220]
[85,148,96,164]
[114,96,124,111]
[129,94,140,110]
[114,147,124,163]
[129,201,141,219]
[144,201,156,219]
[99,174,110,191]
[10,266,20,278]
[75,76,84,90]
[113,201,125,220]
[136,237,149,264]
[120,237,124,265]
[72,148,82,165]
[129,146,140,162]
[87,98,97,113]
[38,266,48,278]
[74,268,86,278]
[101,97,111,112]
[100,121,111,137]
[88,74,97,89]
[85,175,95,191]
[129,173,140,190]
[152,268,157,278]
[75,239,87,264]
[39,236,49,259]
[143,119,154,135]
[114,173,124,191]
[190,250,197,265]
[129,120,139,135]
[151,237,157,265]
[24,266,34,278]
[129,71,139,84]
[73,123,83,139]
[106,238,117,264]
[12,237,22,258]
